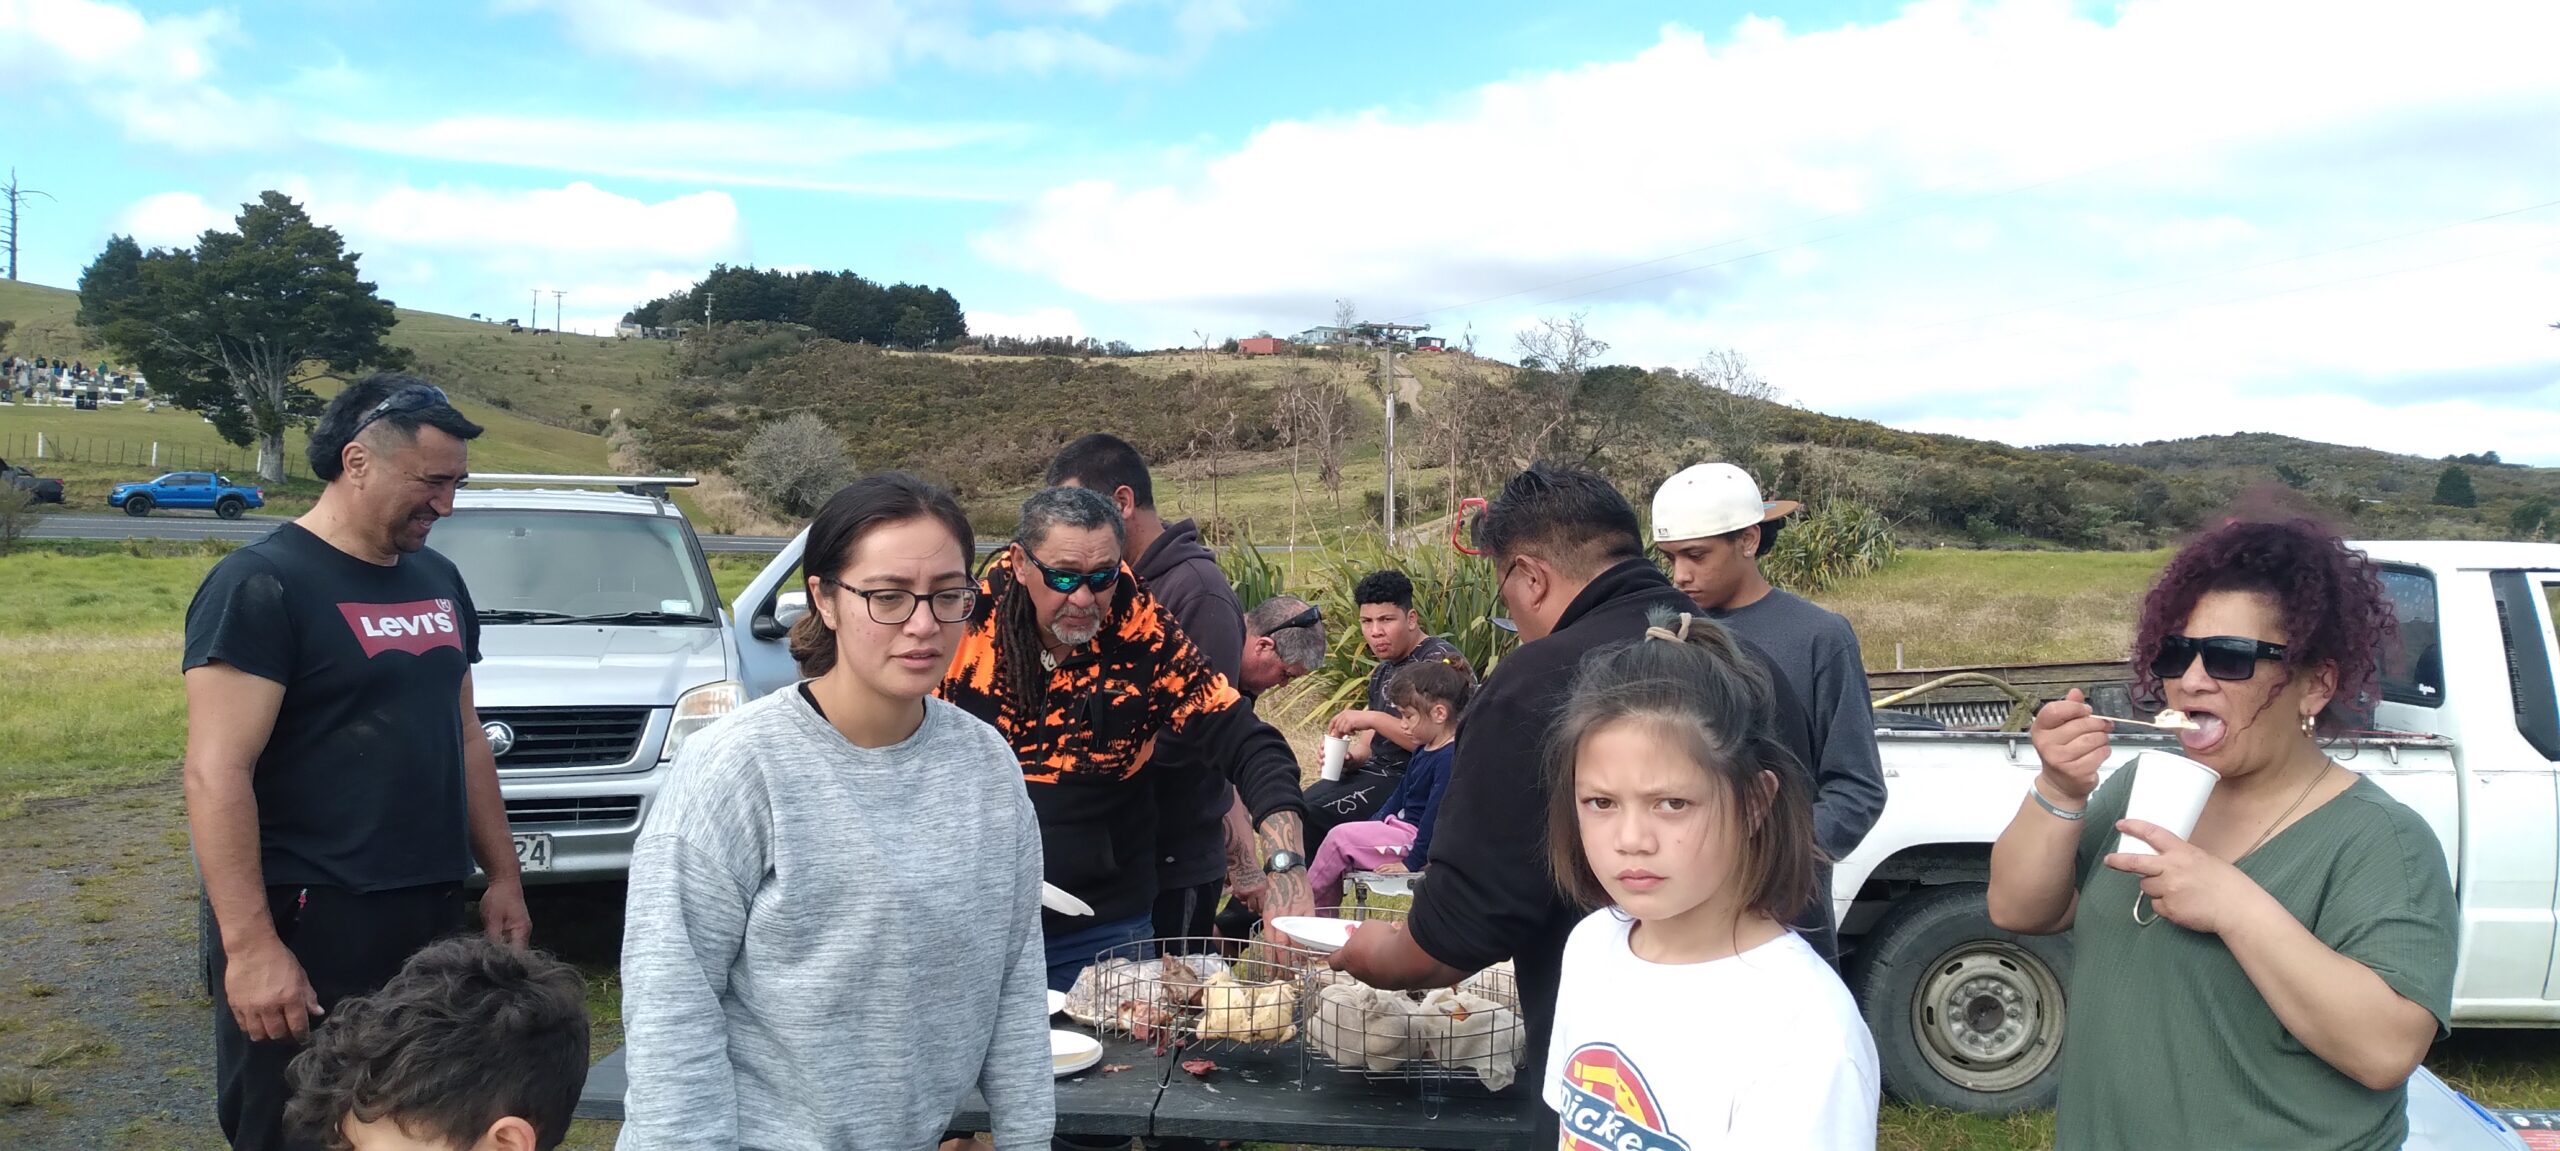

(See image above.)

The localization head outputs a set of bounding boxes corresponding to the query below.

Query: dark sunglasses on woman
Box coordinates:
[2150,634,2287,682]
[1023,551,1120,596]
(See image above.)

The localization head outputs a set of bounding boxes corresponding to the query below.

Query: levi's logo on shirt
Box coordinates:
[1558,1043,1690,1151]
[338,599,463,658]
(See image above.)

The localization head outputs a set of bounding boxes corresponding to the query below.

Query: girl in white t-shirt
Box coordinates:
[1542,611,1879,1151]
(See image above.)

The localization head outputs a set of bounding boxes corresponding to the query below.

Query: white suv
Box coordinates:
[428,475,740,883]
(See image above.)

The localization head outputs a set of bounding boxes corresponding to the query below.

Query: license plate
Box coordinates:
[513,833,554,873]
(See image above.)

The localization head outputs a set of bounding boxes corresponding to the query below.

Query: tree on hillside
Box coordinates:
[75,234,141,330]
[2513,498,2552,540]
[734,412,855,517]
[2433,465,2477,508]
[0,318,14,354]
[1689,349,1778,473]
[1276,365,1355,514]
[79,194,408,483]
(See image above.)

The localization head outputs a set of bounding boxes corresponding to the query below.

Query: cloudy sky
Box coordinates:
[5,0,2556,461]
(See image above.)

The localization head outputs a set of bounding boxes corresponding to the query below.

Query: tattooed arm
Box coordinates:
[1253,809,1314,931]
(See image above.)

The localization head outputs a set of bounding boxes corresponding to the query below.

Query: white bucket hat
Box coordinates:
[1651,463,1801,543]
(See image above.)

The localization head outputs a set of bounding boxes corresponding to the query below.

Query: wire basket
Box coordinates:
[1064,938,1322,1056]
[1297,906,1527,1093]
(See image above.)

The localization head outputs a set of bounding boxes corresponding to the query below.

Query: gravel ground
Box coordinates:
[0,783,636,1151]
[0,783,220,1149]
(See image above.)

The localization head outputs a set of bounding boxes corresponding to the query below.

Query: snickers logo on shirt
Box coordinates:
[1558,1043,1689,1151]
[339,599,463,658]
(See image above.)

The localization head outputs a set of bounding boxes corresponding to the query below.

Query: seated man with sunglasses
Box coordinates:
[941,486,1315,993]
[1988,517,2455,1151]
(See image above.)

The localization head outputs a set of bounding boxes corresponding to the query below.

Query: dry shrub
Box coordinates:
[689,472,798,538]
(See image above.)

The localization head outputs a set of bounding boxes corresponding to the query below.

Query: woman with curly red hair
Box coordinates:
[1987,518,2456,1150]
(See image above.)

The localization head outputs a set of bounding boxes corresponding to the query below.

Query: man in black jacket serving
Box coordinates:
[1330,464,1820,1086]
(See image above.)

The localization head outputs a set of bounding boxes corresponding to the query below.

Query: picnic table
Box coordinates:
[577,1032,1548,1149]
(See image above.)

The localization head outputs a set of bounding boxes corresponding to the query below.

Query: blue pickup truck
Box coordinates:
[108,471,266,518]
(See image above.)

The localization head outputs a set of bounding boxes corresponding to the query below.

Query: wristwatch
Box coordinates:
[1262,850,1306,875]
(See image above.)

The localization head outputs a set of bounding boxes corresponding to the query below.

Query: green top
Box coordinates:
[2055,762,2458,1151]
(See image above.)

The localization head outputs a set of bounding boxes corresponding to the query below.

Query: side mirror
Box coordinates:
[750,590,810,642]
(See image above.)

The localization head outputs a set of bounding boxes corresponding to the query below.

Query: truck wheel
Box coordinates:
[124,495,154,517]
[1851,882,2071,1114]
[215,496,245,520]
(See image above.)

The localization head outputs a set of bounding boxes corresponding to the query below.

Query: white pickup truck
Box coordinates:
[1835,540,2560,1113]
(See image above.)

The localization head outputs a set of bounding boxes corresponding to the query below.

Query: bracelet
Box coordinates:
[2029,779,2086,821]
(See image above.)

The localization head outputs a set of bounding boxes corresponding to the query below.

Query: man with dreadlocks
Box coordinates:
[942,486,1315,993]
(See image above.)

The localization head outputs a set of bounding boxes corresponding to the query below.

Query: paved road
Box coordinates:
[27,512,792,554]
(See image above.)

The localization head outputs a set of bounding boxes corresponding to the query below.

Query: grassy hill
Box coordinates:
[0,280,613,513]
[9,275,2554,544]
[2046,432,2553,538]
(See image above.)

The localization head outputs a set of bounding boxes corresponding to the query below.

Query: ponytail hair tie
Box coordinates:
[1644,613,1697,645]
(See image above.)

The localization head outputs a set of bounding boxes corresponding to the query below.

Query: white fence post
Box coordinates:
[152,442,159,467]
[34,432,43,460]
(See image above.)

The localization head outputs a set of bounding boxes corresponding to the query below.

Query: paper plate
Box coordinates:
[1047,989,1068,1017]
[1050,1029,1103,1077]
[1272,915,1359,954]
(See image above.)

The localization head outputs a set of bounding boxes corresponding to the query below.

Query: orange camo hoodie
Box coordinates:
[939,556,1307,924]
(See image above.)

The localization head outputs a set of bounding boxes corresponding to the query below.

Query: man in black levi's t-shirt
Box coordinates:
[183,375,531,1151]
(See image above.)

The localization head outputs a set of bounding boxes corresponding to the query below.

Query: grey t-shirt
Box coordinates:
[1712,589,1889,860]
[617,690,1054,1150]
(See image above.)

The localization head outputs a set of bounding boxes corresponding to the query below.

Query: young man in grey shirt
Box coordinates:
[1651,463,1891,961]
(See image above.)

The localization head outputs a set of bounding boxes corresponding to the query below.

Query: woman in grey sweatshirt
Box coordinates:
[618,474,1054,1150]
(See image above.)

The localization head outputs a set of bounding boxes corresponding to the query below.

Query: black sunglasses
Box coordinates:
[351,385,452,438]
[2150,634,2288,682]
[1269,604,1322,633]
[1023,551,1120,596]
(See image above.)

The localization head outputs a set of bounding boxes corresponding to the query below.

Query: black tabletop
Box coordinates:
[577,1031,1167,1139]
[578,1035,1546,1148]
[1149,1041,1550,1151]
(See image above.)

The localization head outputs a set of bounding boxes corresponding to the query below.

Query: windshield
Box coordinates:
[430,509,715,623]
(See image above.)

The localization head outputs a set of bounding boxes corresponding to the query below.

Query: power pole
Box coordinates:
[551,290,564,334]
[1380,344,1397,540]
[3,169,57,282]
[530,288,541,331]
[1357,320,1428,541]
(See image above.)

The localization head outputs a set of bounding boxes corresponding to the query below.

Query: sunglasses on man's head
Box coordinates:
[351,385,452,438]
[1023,551,1120,596]
[1270,604,1322,633]
[2150,634,2287,682]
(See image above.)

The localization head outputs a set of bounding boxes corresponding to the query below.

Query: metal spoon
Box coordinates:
[2102,714,2200,731]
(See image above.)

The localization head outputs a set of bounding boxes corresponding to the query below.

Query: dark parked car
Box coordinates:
[108,471,265,519]
[2,463,65,504]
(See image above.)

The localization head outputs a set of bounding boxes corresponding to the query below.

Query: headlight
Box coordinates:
[661,680,742,763]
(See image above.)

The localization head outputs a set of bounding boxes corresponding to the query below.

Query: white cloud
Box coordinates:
[310,112,1019,200]
[510,0,1251,88]
[977,0,2560,461]
[968,306,1088,340]
[0,0,283,149]
[114,180,750,335]
[119,191,233,247]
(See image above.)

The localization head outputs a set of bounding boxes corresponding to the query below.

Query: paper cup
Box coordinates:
[1321,736,1350,782]
[2116,752,2220,855]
